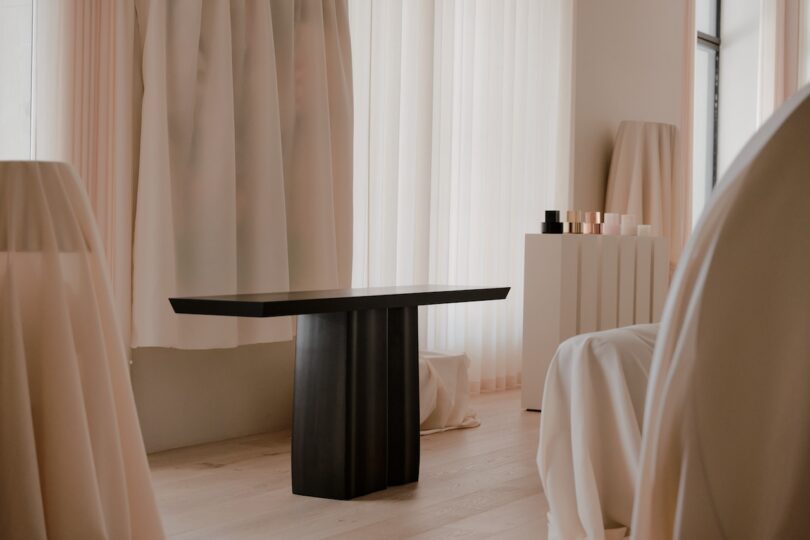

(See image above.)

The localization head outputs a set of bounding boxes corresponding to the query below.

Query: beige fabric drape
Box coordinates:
[131,0,352,348]
[33,1,352,350]
[605,122,682,274]
[632,80,810,539]
[32,1,140,344]
[0,161,163,539]
[539,324,659,540]
[348,0,572,392]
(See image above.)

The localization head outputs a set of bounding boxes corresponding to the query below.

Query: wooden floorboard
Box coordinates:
[150,389,548,539]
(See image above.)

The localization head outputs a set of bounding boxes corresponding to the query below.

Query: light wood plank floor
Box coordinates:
[150,389,548,539]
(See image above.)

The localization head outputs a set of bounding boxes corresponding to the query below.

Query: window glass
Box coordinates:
[801,1,810,86]
[692,44,717,228]
[696,0,719,37]
[0,0,34,160]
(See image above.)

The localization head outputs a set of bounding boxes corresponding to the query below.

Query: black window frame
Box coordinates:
[697,0,721,189]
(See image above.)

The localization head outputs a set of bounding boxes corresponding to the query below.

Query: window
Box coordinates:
[0,0,35,160]
[692,0,721,228]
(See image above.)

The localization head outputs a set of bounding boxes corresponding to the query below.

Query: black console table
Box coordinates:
[170,285,509,500]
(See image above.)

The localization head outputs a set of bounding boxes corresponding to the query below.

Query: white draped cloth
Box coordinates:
[539,324,659,540]
[539,84,810,540]
[632,82,810,539]
[0,162,163,539]
[419,351,479,435]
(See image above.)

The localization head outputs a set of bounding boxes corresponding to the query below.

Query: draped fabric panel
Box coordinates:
[348,0,572,392]
[32,0,140,344]
[632,81,810,540]
[605,122,681,274]
[129,0,352,348]
[0,162,163,539]
[539,324,659,540]
[32,0,353,349]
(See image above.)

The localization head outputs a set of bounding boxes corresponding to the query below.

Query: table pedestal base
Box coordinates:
[291,307,420,500]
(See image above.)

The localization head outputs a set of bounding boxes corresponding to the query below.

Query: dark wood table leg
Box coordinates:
[386,306,420,485]
[292,309,389,500]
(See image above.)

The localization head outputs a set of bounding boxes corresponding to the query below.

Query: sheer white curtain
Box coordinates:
[348,0,572,392]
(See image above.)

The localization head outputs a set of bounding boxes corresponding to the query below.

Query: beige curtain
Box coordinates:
[32,1,140,344]
[33,0,353,349]
[605,121,678,257]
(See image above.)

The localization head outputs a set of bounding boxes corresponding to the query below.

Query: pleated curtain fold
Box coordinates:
[33,0,353,349]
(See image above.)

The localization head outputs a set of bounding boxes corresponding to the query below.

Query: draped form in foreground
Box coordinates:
[632,82,810,539]
[132,0,353,348]
[0,162,164,539]
[540,85,810,539]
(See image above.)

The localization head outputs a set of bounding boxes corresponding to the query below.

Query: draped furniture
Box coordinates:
[539,84,810,539]
[0,162,164,540]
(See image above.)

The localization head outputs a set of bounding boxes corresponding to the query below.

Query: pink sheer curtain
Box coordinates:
[33,1,139,344]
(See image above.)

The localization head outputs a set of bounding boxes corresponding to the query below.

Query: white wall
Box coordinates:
[131,342,295,453]
[717,0,761,177]
[569,0,687,210]
[0,0,33,159]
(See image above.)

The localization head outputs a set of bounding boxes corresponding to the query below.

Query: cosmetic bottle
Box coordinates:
[542,210,564,234]
[583,211,602,234]
[602,213,620,235]
[620,214,638,236]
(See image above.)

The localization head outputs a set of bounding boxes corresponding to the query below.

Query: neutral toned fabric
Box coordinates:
[31,1,140,342]
[605,121,686,274]
[538,324,659,540]
[131,0,352,348]
[32,1,353,350]
[632,82,810,538]
[419,351,479,435]
[348,0,572,392]
[0,162,164,539]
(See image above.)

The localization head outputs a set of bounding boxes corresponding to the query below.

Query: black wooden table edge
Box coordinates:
[170,286,510,318]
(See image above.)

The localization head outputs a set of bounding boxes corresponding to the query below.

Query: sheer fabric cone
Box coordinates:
[0,162,164,539]
[605,121,687,273]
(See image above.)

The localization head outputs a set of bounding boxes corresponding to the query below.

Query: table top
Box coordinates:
[170,285,510,318]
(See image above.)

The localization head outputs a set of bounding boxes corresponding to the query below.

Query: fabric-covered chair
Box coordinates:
[0,162,164,539]
[419,351,479,434]
[539,83,810,539]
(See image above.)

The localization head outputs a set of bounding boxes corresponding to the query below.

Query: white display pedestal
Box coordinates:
[521,234,669,410]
